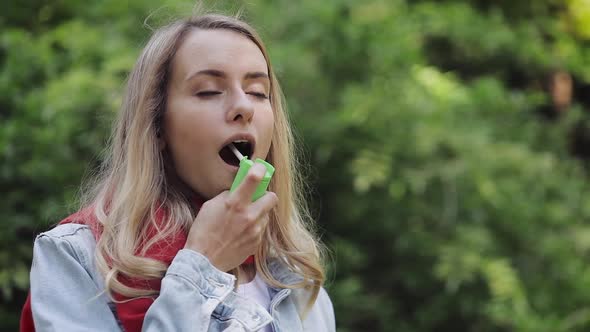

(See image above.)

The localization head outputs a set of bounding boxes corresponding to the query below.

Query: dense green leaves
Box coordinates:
[3,1,590,331]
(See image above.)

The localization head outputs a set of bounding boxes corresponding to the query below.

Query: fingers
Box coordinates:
[230,163,267,205]
[249,191,278,222]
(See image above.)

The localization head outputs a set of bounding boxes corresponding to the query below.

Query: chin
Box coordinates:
[187,169,235,200]
[201,183,231,200]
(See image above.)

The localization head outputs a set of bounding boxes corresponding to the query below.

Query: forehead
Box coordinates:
[172,28,268,79]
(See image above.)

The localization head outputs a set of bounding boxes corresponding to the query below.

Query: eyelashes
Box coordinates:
[196,91,222,97]
[248,92,269,99]
[196,91,269,99]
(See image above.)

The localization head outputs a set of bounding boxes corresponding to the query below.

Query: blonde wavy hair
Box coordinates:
[80,12,326,309]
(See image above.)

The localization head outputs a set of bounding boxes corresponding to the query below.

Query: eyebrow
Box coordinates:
[185,69,269,82]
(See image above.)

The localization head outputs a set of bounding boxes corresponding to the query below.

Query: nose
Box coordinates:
[226,89,254,124]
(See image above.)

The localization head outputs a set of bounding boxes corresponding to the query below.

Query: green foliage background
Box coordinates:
[3,0,590,331]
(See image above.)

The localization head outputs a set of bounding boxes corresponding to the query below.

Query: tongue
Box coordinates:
[220,146,240,166]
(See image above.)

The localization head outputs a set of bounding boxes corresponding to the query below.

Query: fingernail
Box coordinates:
[253,163,266,176]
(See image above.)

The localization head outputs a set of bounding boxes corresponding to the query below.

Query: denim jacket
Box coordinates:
[29,223,336,331]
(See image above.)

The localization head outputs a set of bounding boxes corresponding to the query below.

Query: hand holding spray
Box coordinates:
[227,143,274,265]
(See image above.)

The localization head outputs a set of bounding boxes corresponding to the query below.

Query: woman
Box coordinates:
[21,12,335,332]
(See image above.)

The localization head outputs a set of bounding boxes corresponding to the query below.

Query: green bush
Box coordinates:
[2,1,590,331]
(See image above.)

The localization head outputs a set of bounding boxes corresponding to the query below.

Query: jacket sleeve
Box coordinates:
[142,249,236,331]
[29,224,240,332]
[30,226,122,331]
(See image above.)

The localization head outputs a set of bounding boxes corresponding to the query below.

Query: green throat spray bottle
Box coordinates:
[228,143,275,201]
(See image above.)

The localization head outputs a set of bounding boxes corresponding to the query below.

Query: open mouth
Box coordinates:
[219,140,253,167]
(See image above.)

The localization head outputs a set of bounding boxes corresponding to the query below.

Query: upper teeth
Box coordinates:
[233,140,248,144]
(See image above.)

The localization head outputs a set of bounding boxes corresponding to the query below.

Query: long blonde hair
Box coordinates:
[80,12,325,309]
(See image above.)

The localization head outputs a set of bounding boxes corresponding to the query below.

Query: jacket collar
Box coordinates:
[266,257,305,288]
[212,257,304,331]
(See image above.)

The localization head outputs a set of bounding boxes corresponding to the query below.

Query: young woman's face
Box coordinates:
[163,29,274,199]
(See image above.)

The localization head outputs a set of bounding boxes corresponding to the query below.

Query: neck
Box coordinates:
[238,264,256,284]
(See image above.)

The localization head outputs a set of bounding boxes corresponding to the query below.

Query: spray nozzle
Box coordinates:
[228,143,245,161]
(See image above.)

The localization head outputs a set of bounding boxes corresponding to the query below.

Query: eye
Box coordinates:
[196,91,222,97]
[248,92,269,99]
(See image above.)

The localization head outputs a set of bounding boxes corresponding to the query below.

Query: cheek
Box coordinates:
[265,111,275,135]
[164,110,216,164]
[258,109,275,134]
[166,115,199,149]
[259,108,275,149]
